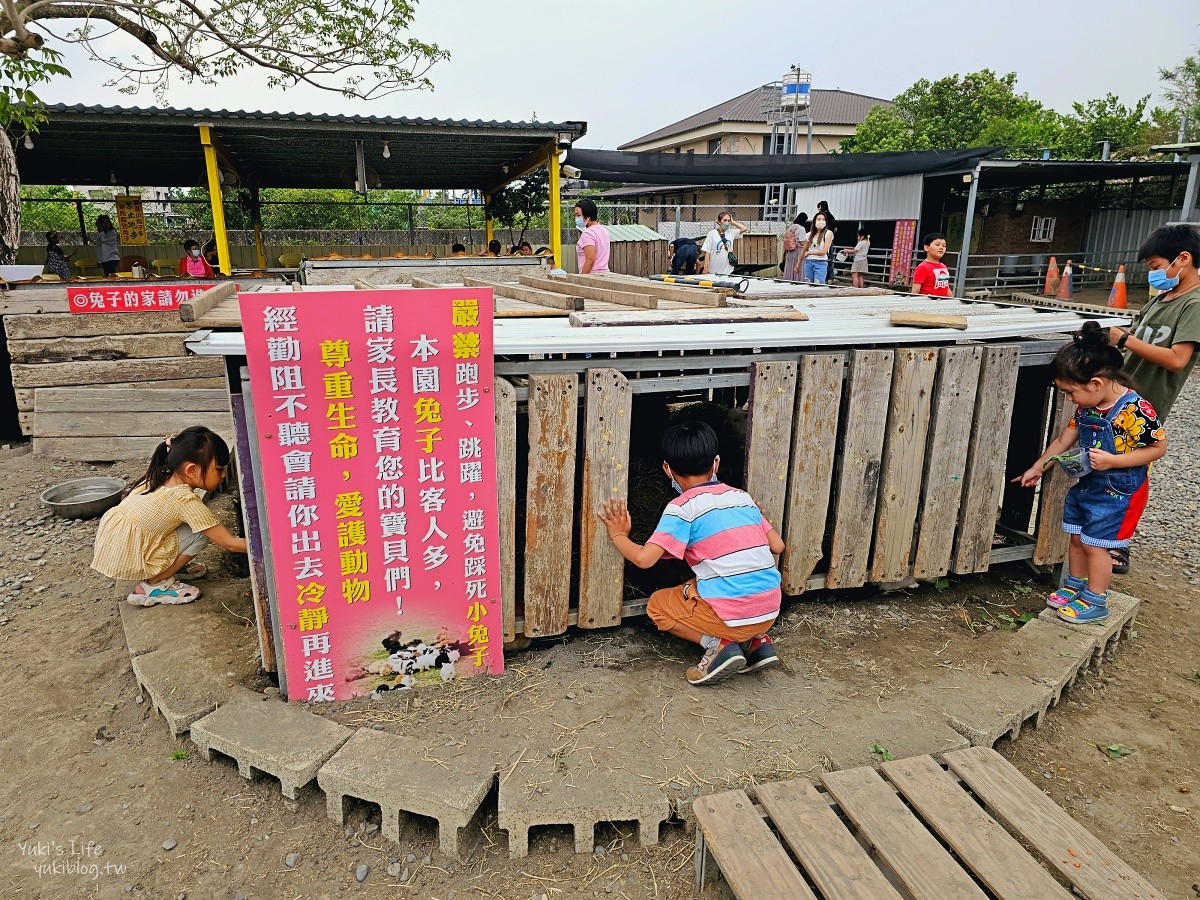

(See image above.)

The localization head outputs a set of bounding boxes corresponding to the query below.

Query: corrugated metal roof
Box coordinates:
[619,87,890,149]
[17,104,586,192]
[604,224,666,242]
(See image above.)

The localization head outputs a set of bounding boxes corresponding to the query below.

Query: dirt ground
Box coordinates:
[1,447,1197,899]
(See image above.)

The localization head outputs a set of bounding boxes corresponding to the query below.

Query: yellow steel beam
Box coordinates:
[483,139,558,195]
[548,147,562,270]
[484,192,493,245]
[198,125,232,276]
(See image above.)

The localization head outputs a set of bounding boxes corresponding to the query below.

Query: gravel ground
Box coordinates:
[1134,374,1200,576]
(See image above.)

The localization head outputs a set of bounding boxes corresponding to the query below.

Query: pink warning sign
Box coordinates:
[240,288,502,701]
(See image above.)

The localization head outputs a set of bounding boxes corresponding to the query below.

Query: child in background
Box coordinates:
[178,239,215,278]
[92,426,247,606]
[44,231,73,279]
[848,227,871,290]
[911,233,952,296]
[597,421,785,685]
[1014,322,1165,623]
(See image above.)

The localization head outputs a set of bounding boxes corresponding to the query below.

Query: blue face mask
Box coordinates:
[574,216,586,231]
[1147,261,1180,292]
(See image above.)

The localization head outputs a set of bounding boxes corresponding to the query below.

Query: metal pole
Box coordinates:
[674,205,681,240]
[75,199,88,244]
[954,166,982,295]
[1181,154,1199,221]
[1175,116,1187,163]
[806,118,813,155]
[407,204,415,246]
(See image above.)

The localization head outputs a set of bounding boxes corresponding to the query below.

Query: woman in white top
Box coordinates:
[799,213,833,284]
[700,210,747,276]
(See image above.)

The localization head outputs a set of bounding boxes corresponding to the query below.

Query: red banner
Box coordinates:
[889,219,918,287]
[67,283,217,314]
[240,288,502,702]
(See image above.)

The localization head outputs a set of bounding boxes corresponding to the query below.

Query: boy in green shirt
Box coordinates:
[1109,224,1200,421]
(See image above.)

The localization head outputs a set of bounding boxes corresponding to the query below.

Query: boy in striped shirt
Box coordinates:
[597,421,784,685]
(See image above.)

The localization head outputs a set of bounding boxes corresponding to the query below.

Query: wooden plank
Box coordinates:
[881,756,1072,900]
[193,300,245,328]
[781,353,845,594]
[951,346,1021,574]
[820,767,988,899]
[518,274,659,309]
[15,378,225,411]
[870,348,938,583]
[578,369,632,629]
[462,276,585,311]
[826,350,893,589]
[3,311,196,339]
[567,308,808,328]
[523,373,577,638]
[693,789,817,900]
[494,377,518,643]
[8,333,189,363]
[912,347,983,580]
[33,410,232,438]
[756,778,903,900]
[230,393,277,674]
[890,311,969,330]
[0,298,70,315]
[179,282,238,323]
[34,434,227,462]
[34,387,230,413]
[1033,392,1077,566]
[566,272,728,307]
[944,747,1165,900]
[743,361,797,534]
[412,278,567,317]
[10,355,224,388]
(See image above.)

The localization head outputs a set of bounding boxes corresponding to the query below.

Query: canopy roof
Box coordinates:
[17,104,587,191]
[568,147,1191,190]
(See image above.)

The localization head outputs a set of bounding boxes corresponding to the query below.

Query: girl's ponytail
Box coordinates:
[1052,320,1134,388]
[127,426,230,495]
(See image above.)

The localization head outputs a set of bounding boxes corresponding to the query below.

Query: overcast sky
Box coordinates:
[37,0,1200,150]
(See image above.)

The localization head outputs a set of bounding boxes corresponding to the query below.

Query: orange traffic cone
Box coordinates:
[1056,260,1073,300]
[1107,264,1127,309]
[1043,256,1060,296]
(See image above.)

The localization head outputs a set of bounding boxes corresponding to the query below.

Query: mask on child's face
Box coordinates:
[1147,258,1181,292]
[190,249,201,258]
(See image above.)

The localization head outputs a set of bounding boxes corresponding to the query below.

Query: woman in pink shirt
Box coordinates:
[574,198,610,274]
[178,240,215,278]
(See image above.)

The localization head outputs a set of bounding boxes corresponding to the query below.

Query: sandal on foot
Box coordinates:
[128,579,201,606]
[1109,547,1130,575]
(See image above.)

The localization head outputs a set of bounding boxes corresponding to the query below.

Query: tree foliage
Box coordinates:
[487,168,549,246]
[18,184,105,234]
[1159,45,1200,141]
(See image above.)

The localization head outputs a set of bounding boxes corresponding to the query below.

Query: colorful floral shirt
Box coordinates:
[1070,394,1165,454]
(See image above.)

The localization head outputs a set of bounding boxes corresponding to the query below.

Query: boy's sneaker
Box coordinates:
[1057,596,1108,624]
[686,640,746,685]
[739,635,779,673]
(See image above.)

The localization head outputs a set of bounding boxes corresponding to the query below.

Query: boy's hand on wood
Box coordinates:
[1012,465,1043,488]
[596,498,632,539]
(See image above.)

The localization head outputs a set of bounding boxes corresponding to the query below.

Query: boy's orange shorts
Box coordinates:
[647,580,773,643]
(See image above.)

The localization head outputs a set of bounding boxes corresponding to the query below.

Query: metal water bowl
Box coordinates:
[39,477,126,519]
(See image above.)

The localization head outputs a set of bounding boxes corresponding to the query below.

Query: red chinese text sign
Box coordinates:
[241,288,503,702]
[889,219,918,287]
[67,283,217,314]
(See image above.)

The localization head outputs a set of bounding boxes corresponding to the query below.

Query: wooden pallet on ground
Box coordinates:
[694,747,1164,900]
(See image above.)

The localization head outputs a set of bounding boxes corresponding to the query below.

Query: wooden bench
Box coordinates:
[693,747,1164,899]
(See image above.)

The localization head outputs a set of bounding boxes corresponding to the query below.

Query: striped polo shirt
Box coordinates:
[647,482,781,627]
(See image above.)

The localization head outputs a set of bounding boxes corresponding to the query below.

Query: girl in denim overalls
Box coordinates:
[1015,322,1167,623]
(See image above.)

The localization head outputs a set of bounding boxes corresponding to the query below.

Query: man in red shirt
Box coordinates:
[911,232,952,297]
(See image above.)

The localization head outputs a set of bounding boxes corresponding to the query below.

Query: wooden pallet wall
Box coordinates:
[497,343,1058,639]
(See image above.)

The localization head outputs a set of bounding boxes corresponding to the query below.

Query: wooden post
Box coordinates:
[952,346,1022,574]
[1033,392,1077,566]
[494,377,518,643]
[826,350,894,589]
[578,369,632,629]
[780,353,845,594]
[911,346,983,580]
[744,361,798,534]
[870,348,938,584]
[523,373,578,637]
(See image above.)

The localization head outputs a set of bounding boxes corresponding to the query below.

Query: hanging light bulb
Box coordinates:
[382,141,391,160]
[109,171,117,184]
[22,134,33,150]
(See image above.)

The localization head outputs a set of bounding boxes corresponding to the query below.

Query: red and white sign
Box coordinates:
[889,219,918,287]
[67,283,218,314]
[240,288,503,702]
